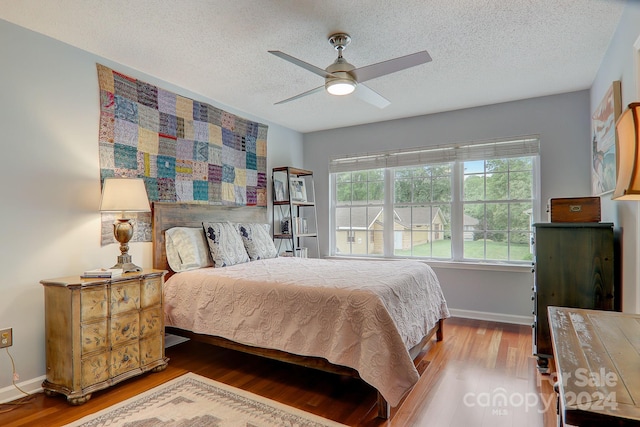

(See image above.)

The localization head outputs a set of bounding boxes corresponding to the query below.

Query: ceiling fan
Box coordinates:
[269,33,432,108]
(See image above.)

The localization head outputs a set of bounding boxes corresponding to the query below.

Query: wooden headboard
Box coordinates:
[152,202,268,273]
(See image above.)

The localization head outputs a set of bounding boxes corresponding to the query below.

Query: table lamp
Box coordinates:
[100,177,150,272]
[613,102,640,200]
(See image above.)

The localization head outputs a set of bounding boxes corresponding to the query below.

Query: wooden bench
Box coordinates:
[548,306,640,426]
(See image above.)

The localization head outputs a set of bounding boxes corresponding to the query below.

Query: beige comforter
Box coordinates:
[163,257,449,406]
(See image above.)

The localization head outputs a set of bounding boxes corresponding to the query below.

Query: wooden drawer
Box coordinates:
[140,336,163,366]
[110,280,140,315]
[110,342,140,377]
[81,287,108,321]
[141,276,162,308]
[140,307,162,338]
[110,312,139,345]
[81,352,110,388]
[80,320,108,355]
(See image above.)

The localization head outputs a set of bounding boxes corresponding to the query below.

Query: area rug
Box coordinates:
[65,373,347,427]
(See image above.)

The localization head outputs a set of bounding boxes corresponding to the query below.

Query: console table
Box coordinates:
[548,306,640,426]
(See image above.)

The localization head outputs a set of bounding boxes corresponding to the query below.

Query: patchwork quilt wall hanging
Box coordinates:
[97,64,268,207]
[96,64,268,245]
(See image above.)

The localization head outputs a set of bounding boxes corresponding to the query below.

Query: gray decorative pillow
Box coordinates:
[202,222,249,267]
[238,223,278,260]
[165,227,213,272]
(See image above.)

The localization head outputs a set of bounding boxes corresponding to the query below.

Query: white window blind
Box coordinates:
[329,136,540,173]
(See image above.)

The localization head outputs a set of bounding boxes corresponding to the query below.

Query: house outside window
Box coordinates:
[330,137,540,264]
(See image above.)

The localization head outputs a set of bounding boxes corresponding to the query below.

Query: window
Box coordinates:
[393,164,452,258]
[461,158,535,261]
[335,169,384,255]
[330,137,539,264]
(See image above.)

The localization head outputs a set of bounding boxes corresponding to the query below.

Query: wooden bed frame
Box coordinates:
[151,202,444,419]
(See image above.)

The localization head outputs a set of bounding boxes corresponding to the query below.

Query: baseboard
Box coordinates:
[0,313,529,404]
[449,308,532,325]
[0,375,45,404]
[165,333,190,348]
[0,334,186,405]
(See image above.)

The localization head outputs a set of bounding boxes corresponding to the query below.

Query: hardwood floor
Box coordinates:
[0,317,557,426]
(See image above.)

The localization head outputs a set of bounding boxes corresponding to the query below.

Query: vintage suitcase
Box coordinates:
[548,197,601,222]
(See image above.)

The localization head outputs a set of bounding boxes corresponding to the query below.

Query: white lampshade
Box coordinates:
[613,103,640,200]
[100,178,151,212]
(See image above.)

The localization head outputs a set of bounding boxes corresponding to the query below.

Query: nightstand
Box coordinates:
[41,269,168,404]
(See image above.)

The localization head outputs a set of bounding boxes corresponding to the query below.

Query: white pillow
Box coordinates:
[238,223,278,260]
[165,227,213,272]
[202,221,250,267]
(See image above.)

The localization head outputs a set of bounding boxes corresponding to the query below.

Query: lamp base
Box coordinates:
[111,254,142,273]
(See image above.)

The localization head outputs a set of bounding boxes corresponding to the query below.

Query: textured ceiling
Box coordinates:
[0,0,625,133]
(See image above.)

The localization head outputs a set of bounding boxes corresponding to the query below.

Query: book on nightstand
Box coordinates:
[81,268,123,278]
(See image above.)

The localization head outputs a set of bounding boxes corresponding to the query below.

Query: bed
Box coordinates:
[152,202,450,419]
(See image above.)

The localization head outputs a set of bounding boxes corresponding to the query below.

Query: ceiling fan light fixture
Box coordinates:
[326,79,356,96]
[270,32,431,107]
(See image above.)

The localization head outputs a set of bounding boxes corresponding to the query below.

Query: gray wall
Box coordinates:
[591,1,640,314]
[304,90,592,321]
[4,1,639,401]
[0,19,304,396]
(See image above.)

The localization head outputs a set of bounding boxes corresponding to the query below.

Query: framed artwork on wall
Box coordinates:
[591,80,622,196]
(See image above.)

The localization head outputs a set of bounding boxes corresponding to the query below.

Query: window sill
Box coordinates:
[323,256,533,273]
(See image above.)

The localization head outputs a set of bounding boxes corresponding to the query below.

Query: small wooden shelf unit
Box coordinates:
[272,166,319,257]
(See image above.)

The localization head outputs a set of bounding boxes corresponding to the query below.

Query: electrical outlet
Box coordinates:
[0,328,12,348]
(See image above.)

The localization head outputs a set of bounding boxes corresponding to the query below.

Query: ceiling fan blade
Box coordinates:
[354,84,391,109]
[269,50,336,79]
[352,51,432,83]
[274,85,325,105]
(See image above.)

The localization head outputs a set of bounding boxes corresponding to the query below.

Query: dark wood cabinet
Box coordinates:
[532,222,618,373]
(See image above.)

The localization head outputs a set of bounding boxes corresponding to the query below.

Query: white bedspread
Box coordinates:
[163,257,449,406]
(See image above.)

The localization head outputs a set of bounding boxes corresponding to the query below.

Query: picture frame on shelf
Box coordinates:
[289,178,307,202]
[273,179,286,202]
[281,217,291,234]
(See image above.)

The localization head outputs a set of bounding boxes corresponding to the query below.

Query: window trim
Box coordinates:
[329,136,541,172]
[324,255,534,273]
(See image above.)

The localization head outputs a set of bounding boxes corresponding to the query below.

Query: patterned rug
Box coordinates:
[65,373,346,427]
